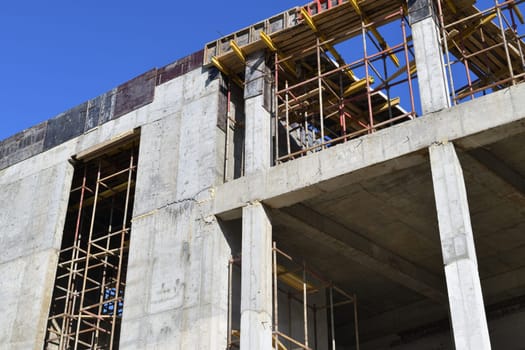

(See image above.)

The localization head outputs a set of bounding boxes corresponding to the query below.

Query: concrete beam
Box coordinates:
[274,204,446,304]
[214,83,525,219]
[468,148,525,197]
[341,264,525,343]
[482,265,525,304]
[337,299,447,342]
[429,141,491,350]
[459,150,525,214]
[240,202,273,350]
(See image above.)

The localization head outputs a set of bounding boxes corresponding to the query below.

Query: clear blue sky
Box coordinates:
[0,0,300,140]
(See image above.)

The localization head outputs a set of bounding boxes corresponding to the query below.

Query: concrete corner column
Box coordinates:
[240,201,273,350]
[429,142,491,350]
[408,0,451,114]
[244,51,272,174]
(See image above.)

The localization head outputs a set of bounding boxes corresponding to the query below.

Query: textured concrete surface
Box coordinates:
[120,67,231,349]
[244,52,272,175]
[0,160,73,349]
[409,0,450,114]
[0,64,230,350]
[240,202,273,350]
[430,142,491,350]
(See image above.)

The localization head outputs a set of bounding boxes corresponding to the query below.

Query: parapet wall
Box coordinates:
[0,50,203,171]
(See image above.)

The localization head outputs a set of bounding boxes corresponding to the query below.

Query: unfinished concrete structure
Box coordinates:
[1,0,524,349]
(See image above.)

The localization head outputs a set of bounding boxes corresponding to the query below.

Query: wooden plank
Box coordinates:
[205,0,405,68]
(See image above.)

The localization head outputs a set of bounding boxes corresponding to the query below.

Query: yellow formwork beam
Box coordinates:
[301,7,318,33]
[230,40,246,64]
[445,0,457,14]
[343,77,374,96]
[368,26,401,67]
[349,0,362,16]
[448,13,497,44]
[348,0,400,67]
[261,31,278,52]
[353,96,401,119]
[260,31,296,74]
[511,4,525,24]
[300,8,357,80]
[276,265,316,292]
[372,97,400,114]
[211,56,229,75]
[379,60,416,89]
[211,56,243,87]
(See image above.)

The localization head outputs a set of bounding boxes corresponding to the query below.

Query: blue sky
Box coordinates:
[0,0,299,140]
[0,0,514,141]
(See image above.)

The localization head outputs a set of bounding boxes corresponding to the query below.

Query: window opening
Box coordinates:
[44,135,139,350]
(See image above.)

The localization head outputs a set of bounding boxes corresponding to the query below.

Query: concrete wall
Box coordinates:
[0,65,231,349]
[120,67,231,349]
[0,158,73,349]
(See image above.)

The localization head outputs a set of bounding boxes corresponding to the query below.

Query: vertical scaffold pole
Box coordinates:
[317,38,325,148]
[273,242,279,350]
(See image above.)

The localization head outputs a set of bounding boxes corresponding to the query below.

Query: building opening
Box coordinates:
[44,132,140,349]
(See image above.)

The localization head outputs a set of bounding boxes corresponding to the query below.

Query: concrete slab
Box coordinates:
[214,82,525,218]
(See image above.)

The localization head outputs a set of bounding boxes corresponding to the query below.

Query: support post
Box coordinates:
[244,51,272,174]
[408,0,451,114]
[240,202,273,350]
[429,142,491,350]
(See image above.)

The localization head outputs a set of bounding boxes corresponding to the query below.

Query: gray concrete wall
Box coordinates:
[0,65,231,349]
[0,159,73,350]
[120,67,231,349]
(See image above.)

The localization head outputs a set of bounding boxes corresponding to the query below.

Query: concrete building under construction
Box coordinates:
[1,0,525,349]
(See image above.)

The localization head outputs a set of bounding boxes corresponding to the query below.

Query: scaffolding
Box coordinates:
[272,4,416,163]
[437,0,525,103]
[44,136,139,350]
[207,1,419,164]
[207,0,525,166]
[227,243,359,350]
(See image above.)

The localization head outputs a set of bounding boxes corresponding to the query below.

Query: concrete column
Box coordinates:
[408,0,451,114]
[244,51,272,174]
[240,202,273,350]
[429,142,491,350]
